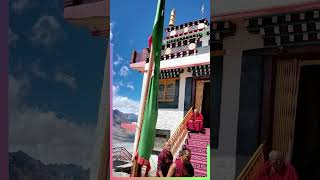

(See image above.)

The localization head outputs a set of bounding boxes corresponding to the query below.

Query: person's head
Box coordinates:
[180,149,191,164]
[269,150,284,171]
[194,109,199,115]
[163,142,171,151]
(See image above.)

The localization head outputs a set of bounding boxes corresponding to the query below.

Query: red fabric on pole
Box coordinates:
[148,36,152,49]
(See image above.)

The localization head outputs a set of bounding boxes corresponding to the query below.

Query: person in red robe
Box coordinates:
[256,150,298,180]
[156,142,173,177]
[187,109,204,133]
[166,148,194,177]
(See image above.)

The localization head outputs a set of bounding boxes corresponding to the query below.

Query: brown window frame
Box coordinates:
[158,78,178,102]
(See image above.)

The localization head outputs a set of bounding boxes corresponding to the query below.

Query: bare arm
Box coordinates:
[158,171,164,177]
[166,163,176,177]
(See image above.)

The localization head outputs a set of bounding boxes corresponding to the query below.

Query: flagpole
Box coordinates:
[131,0,165,176]
[131,45,155,177]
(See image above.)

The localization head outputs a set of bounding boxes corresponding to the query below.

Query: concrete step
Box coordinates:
[192,163,207,173]
[186,145,207,154]
[191,159,207,165]
[191,153,207,162]
[192,151,207,157]
[186,139,209,148]
[188,134,210,141]
[194,168,207,177]
[188,128,210,135]
[204,128,210,135]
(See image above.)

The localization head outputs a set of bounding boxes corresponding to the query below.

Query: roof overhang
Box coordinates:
[212,1,320,21]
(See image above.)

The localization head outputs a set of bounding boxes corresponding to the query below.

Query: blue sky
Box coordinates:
[8,0,210,167]
[9,0,106,125]
[9,0,106,167]
[111,0,210,114]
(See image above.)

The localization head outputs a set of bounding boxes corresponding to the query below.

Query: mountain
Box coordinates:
[112,109,137,143]
[9,151,89,180]
[113,109,137,126]
[125,112,138,122]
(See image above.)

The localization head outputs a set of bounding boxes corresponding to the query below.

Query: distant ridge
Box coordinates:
[9,151,89,180]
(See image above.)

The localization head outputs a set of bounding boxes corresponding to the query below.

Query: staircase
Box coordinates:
[185,128,210,177]
[236,141,266,180]
[166,107,209,177]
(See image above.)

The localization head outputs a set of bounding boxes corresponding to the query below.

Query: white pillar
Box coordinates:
[212,19,263,180]
[90,42,110,180]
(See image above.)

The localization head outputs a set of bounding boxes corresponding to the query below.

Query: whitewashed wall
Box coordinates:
[212,19,263,180]
[156,70,192,136]
[144,53,210,71]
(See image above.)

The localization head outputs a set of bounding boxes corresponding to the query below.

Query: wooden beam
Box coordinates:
[211,50,225,57]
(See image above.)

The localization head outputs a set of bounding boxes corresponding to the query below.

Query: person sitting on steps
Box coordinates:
[187,109,204,133]
[166,148,194,177]
[256,150,298,180]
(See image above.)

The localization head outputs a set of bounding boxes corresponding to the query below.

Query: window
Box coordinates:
[158,79,176,102]
[152,129,171,154]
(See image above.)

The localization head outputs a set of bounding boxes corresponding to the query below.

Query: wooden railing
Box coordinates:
[236,142,266,180]
[112,147,132,162]
[167,107,193,160]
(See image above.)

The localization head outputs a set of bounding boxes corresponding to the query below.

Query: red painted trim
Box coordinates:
[137,154,150,166]
[212,1,320,21]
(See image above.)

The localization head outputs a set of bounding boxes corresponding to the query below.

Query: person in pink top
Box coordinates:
[166,148,194,177]
[187,109,204,133]
[256,150,298,180]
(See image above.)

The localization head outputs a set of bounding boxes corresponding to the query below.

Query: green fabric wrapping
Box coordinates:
[137,0,165,165]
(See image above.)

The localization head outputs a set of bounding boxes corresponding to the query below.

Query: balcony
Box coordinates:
[64,0,109,37]
[130,45,210,72]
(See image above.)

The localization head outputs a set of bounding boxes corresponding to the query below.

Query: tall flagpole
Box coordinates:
[131,0,165,176]
[131,43,155,177]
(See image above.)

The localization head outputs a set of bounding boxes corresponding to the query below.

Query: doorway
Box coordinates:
[194,80,210,128]
[201,82,210,128]
[292,65,320,180]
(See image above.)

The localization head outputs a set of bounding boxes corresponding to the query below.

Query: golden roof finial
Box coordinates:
[169,9,176,27]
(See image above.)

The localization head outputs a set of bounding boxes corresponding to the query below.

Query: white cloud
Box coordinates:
[112,85,119,95]
[118,81,125,87]
[127,84,135,91]
[11,0,30,13]
[31,15,61,46]
[8,75,95,168]
[112,70,116,76]
[112,85,139,114]
[55,71,77,89]
[9,27,19,45]
[8,75,29,109]
[114,81,134,90]
[120,66,129,77]
[28,62,47,79]
[114,54,124,66]
[110,22,114,41]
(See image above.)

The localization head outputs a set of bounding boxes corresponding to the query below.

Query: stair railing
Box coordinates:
[113,147,132,161]
[167,107,193,160]
[236,141,266,180]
